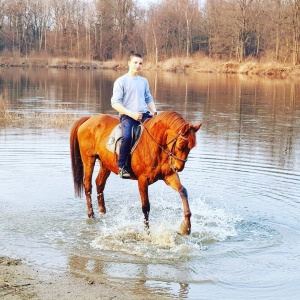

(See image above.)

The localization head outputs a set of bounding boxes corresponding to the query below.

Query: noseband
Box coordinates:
[161,134,188,163]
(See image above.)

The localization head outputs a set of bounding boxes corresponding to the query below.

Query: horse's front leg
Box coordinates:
[95,164,111,215]
[83,157,96,218]
[164,173,191,235]
[138,177,150,229]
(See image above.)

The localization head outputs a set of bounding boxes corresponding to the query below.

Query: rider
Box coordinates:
[111,53,157,179]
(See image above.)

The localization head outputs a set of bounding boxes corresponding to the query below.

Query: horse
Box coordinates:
[70,111,201,235]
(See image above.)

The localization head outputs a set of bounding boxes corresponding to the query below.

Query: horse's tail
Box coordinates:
[70,116,90,198]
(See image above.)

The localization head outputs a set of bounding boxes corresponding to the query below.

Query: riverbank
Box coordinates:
[0,55,299,78]
[0,256,164,300]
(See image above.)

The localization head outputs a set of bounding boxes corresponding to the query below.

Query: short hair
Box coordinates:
[129,53,142,61]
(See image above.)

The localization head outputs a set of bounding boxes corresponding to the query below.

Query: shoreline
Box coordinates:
[0,256,165,300]
[0,56,299,78]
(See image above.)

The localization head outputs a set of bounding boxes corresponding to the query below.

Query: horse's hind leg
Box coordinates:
[83,156,96,218]
[95,163,111,215]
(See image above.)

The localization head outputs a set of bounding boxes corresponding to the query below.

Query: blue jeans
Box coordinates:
[118,112,152,168]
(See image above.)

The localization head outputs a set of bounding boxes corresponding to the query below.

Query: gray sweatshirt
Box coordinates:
[111,74,154,113]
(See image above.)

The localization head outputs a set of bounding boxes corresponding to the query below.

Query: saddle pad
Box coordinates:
[106,124,143,155]
[106,125,122,154]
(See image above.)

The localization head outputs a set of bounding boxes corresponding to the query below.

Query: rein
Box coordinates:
[140,122,188,164]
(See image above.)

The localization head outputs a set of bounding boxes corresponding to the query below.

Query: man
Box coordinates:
[111,53,157,179]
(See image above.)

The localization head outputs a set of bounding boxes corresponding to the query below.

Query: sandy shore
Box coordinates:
[0,256,162,300]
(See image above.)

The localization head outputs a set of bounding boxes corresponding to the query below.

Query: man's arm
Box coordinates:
[147,101,157,115]
[111,102,142,121]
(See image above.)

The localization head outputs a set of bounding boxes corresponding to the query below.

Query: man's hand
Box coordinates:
[111,103,142,121]
[130,111,143,121]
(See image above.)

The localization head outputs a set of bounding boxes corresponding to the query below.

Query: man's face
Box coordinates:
[128,56,143,75]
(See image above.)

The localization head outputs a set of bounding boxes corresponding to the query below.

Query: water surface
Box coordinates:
[0,69,300,299]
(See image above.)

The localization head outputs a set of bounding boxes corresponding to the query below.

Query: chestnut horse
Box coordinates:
[70,111,201,235]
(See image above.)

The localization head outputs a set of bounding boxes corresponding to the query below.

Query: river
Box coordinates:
[0,68,299,299]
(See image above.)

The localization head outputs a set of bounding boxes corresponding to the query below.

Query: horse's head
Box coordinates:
[166,122,202,172]
[144,111,202,173]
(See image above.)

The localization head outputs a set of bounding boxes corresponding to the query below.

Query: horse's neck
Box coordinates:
[146,112,185,140]
[145,121,176,145]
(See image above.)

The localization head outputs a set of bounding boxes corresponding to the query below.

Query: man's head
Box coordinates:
[128,53,143,76]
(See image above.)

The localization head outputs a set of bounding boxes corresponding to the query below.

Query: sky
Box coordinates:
[137,0,158,8]
[137,0,205,9]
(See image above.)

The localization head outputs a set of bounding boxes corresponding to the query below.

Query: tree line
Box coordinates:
[0,0,299,65]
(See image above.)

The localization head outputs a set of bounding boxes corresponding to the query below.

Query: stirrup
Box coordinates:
[118,167,131,179]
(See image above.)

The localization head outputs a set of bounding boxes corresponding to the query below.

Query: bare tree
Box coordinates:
[287,0,300,65]
[178,0,199,57]
[110,0,135,58]
[0,0,299,64]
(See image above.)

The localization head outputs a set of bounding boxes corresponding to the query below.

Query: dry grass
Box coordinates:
[134,51,299,78]
[237,60,294,77]
[0,97,19,123]
[0,53,299,77]
[0,96,80,129]
[147,55,299,78]
[0,53,101,69]
[48,57,101,69]
[26,111,81,129]
[101,58,128,69]
[157,56,197,71]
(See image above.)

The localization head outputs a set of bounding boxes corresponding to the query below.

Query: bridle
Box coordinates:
[141,123,189,170]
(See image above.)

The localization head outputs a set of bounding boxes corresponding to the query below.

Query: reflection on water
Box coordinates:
[0,69,300,299]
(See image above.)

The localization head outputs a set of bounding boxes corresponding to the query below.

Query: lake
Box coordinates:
[0,68,300,299]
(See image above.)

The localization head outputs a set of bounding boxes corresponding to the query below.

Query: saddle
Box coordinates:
[106,124,143,155]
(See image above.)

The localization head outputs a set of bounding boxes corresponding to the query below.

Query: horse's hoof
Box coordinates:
[180,220,191,235]
[143,221,150,235]
[88,212,95,218]
[144,226,151,235]
[98,208,106,215]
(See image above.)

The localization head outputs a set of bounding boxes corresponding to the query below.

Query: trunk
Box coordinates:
[152,22,158,64]
[275,25,279,60]
[77,21,80,57]
[186,18,190,58]
[256,34,260,57]
[292,29,298,65]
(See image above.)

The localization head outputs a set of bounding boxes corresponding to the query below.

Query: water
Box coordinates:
[0,68,300,299]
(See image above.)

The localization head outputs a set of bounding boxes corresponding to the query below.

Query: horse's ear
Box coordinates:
[180,124,190,135]
[180,123,202,135]
[193,123,202,132]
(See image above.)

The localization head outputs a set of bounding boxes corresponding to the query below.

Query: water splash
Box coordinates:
[91,196,240,260]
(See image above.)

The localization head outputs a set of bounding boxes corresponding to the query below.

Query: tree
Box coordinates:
[288,0,300,65]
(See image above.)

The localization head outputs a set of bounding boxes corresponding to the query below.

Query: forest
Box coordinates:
[0,0,299,65]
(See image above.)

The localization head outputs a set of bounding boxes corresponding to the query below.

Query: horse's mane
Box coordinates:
[147,111,187,131]
[146,111,197,148]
